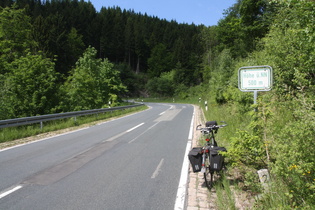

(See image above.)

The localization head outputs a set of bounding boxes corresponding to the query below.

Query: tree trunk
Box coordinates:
[136,56,140,74]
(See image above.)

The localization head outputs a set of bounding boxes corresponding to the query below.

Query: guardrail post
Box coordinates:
[40,121,43,130]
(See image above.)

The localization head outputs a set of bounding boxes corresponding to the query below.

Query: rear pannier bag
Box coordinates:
[188,147,203,172]
[209,146,227,172]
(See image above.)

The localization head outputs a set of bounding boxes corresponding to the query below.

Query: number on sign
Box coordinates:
[248,80,257,86]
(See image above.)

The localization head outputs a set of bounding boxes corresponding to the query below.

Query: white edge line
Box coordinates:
[174,140,191,210]
[126,123,144,132]
[174,106,194,210]
[188,108,195,140]
[0,185,23,200]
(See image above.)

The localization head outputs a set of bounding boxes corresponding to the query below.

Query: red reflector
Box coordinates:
[206,138,210,141]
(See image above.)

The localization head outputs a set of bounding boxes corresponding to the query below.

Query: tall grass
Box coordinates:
[254,177,292,209]
[201,103,252,147]
[215,175,237,210]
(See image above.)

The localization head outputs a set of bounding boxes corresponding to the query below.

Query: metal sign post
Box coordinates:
[238,66,273,109]
[254,90,258,104]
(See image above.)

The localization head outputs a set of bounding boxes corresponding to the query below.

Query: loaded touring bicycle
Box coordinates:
[188,121,227,188]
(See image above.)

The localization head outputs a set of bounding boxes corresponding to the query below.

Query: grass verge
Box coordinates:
[215,175,237,210]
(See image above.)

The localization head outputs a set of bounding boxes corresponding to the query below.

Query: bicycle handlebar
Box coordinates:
[196,121,227,132]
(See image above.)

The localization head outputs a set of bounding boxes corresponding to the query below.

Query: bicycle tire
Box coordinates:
[203,154,213,189]
[204,166,213,189]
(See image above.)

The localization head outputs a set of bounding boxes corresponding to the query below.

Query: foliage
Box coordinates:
[253,177,292,209]
[263,0,315,95]
[200,0,315,208]
[227,129,266,169]
[145,70,175,97]
[115,62,140,96]
[216,0,272,58]
[147,43,173,78]
[0,0,205,100]
[4,52,59,118]
[1,1,314,207]
[0,5,36,72]
[64,27,85,70]
[0,6,59,120]
[63,46,126,111]
[241,2,315,206]
[215,175,236,210]
[270,95,315,206]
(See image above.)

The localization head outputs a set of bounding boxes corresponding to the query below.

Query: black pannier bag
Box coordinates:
[209,146,227,172]
[188,147,203,172]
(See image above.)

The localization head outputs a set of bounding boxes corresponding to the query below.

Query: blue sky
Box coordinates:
[88,0,237,26]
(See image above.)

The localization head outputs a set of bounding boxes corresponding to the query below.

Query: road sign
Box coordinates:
[238,66,272,91]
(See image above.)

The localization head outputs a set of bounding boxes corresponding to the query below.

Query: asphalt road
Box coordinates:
[0,103,194,210]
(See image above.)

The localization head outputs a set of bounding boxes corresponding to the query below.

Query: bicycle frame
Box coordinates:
[203,128,217,147]
[200,130,216,173]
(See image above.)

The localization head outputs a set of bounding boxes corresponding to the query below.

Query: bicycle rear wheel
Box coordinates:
[204,167,213,189]
[203,156,214,189]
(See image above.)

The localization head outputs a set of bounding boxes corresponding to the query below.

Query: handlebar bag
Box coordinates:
[188,147,203,172]
[209,146,227,172]
[205,121,217,127]
[205,121,218,133]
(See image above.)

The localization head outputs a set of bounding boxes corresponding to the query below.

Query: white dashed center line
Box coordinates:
[0,185,22,200]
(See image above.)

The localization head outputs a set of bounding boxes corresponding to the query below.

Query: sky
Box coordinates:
[88,0,237,26]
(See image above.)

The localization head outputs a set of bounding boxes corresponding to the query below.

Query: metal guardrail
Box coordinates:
[0,103,144,129]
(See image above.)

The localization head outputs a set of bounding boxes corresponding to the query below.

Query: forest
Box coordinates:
[0,0,206,118]
[0,0,314,208]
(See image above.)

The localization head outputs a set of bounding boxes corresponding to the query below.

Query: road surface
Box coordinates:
[0,103,194,210]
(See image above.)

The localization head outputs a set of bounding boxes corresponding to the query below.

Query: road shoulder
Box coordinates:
[187,105,218,210]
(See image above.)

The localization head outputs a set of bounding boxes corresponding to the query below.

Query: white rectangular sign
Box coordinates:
[238,66,272,91]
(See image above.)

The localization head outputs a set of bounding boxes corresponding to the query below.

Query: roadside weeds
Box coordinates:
[187,105,254,210]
